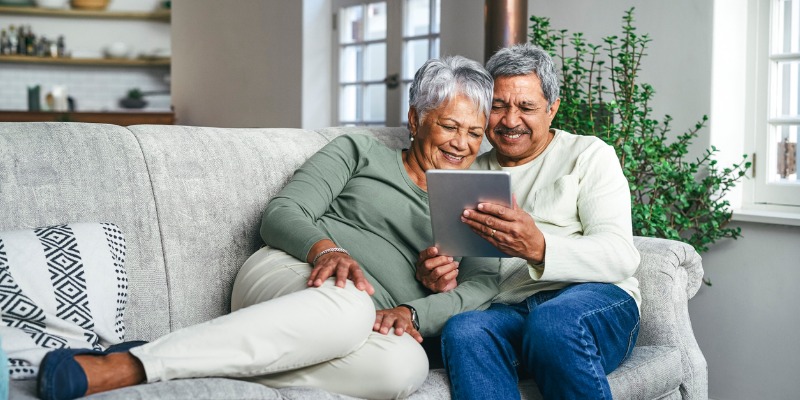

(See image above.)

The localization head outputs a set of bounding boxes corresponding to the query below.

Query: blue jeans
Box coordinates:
[442,283,639,400]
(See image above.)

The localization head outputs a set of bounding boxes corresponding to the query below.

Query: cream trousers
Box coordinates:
[129,247,429,399]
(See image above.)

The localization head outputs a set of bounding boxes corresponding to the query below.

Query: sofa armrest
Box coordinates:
[632,236,707,400]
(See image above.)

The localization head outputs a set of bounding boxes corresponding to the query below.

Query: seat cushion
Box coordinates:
[607,345,683,400]
[9,346,681,399]
[410,345,682,400]
[10,377,361,400]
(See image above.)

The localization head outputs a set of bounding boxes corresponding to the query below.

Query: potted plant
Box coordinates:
[120,88,147,109]
[529,8,751,281]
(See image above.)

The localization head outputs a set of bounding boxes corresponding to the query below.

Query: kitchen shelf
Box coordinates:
[0,54,169,67]
[0,5,170,21]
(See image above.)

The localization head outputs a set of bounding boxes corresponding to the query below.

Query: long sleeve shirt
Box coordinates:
[261,134,501,336]
[473,129,641,308]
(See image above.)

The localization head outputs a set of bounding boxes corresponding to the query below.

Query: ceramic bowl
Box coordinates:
[103,42,131,59]
[35,0,68,8]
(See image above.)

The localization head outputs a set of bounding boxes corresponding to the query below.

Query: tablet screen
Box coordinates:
[426,169,512,257]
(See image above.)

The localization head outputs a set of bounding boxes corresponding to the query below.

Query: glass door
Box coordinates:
[334,0,440,127]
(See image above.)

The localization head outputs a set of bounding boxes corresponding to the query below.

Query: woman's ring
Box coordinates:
[491,229,496,237]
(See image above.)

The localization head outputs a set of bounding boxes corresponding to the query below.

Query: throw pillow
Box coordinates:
[0,222,128,379]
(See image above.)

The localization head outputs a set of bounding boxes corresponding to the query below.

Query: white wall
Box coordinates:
[440,0,484,64]
[171,0,303,127]
[690,222,800,399]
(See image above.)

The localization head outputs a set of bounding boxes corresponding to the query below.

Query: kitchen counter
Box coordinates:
[0,110,175,126]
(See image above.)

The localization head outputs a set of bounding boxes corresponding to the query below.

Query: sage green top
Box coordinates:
[261,134,500,337]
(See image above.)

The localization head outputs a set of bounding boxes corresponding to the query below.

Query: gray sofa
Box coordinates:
[1,122,707,400]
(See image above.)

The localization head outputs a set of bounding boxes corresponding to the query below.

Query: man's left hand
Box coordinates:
[460,195,546,264]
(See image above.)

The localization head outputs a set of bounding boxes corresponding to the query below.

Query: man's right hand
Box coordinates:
[415,246,458,293]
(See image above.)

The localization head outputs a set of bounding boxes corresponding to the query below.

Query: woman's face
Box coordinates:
[408,94,486,173]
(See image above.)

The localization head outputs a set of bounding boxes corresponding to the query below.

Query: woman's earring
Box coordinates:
[410,136,414,142]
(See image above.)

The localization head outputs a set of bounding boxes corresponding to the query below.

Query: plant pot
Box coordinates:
[70,0,109,10]
[120,98,146,109]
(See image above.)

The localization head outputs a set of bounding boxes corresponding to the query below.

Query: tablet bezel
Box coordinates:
[426,169,512,257]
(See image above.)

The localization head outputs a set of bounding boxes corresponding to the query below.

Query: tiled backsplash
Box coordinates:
[0,64,171,112]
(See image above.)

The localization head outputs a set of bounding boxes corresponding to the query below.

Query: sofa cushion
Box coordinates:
[9,377,359,400]
[8,344,682,400]
[607,345,683,400]
[411,345,681,400]
[127,125,333,331]
[0,122,169,342]
[0,222,128,379]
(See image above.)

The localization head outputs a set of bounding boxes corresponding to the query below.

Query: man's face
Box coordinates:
[487,74,560,167]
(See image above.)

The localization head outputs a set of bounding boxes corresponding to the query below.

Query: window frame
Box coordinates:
[747,0,800,208]
[332,0,440,127]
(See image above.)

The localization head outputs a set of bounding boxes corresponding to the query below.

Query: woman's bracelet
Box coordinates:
[312,247,350,265]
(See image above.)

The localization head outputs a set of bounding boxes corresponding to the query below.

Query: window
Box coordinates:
[334,0,440,127]
[751,0,800,207]
[400,0,440,125]
[336,1,388,126]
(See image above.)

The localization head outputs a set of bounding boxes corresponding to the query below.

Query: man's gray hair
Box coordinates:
[408,55,493,127]
[486,43,560,109]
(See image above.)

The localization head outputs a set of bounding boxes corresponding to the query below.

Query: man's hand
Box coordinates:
[374,307,423,343]
[415,246,459,293]
[460,195,546,264]
[308,251,375,295]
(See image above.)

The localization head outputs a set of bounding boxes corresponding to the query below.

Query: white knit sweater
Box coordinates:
[473,129,641,309]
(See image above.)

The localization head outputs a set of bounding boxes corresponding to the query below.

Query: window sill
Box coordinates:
[732,207,800,227]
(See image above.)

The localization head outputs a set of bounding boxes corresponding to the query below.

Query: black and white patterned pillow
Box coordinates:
[0,222,128,379]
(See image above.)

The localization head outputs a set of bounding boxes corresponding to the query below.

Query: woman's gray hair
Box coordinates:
[408,55,493,128]
[486,43,560,109]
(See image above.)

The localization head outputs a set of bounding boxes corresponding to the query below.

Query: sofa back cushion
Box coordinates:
[0,122,169,341]
[125,126,416,332]
[127,125,340,331]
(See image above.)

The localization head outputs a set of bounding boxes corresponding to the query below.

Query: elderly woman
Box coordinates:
[37,55,498,400]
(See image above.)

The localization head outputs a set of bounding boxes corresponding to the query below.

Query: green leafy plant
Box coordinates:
[529,8,751,260]
[127,88,144,100]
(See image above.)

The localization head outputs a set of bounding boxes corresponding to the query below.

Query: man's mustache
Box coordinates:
[493,126,532,136]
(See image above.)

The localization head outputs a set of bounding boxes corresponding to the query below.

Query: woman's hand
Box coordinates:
[460,195,546,264]
[308,250,375,295]
[415,246,458,293]
[374,307,423,343]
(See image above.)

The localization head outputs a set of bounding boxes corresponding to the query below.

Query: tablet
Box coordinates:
[426,169,512,257]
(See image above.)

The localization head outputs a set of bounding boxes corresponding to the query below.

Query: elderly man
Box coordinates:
[418,44,641,399]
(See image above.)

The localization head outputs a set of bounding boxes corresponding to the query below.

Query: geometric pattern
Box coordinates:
[0,222,128,380]
[101,222,128,340]
[0,239,67,378]
[34,224,102,350]
[8,358,36,379]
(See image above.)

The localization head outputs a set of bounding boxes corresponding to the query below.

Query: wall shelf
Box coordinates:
[0,6,170,21]
[0,110,175,125]
[0,54,169,67]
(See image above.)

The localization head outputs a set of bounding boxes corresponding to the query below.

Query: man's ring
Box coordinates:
[491,229,496,237]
